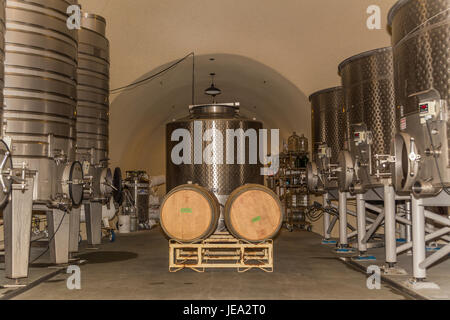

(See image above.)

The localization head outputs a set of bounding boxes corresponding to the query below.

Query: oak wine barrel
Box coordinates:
[224,184,283,242]
[160,184,220,242]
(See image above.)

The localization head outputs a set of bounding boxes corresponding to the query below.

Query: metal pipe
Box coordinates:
[397,227,450,254]
[323,193,331,239]
[348,225,371,238]
[399,204,407,239]
[366,202,411,226]
[384,185,397,265]
[411,196,426,279]
[362,211,385,244]
[331,204,375,223]
[424,210,450,227]
[338,191,348,246]
[356,194,367,253]
[327,215,338,236]
[425,227,450,242]
[365,202,382,213]
[419,242,450,270]
[405,200,412,245]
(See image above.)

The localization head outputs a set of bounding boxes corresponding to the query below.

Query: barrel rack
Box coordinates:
[168,232,273,273]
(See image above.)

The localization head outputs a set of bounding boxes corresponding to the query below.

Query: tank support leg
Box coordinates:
[69,206,81,254]
[335,191,353,253]
[47,209,70,265]
[403,196,440,289]
[323,193,331,239]
[85,202,102,246]
[405,200,412,254]
[356,194,367,254]
[4,179,34,279]
[384,185,397,267]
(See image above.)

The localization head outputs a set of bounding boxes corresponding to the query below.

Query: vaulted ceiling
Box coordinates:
[78,0,398,177]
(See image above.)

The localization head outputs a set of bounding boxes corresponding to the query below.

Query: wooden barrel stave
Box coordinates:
[160,184,220,242]
[224,184,283,242]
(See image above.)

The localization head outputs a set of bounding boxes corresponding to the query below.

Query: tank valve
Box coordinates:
[412,181,441,197]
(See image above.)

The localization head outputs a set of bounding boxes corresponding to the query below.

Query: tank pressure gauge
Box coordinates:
[318,146,327,157]
[354,131,372,146]
[419,101,438,124]
[82,161,90,176]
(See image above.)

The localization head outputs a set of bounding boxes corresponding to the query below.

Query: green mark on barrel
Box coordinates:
[181,208,192,214]
[252,216,261,223]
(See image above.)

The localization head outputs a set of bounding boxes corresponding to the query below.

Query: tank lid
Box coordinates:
[189,102,240,116]
[309,86,343,101]
[338,47,392,75]
[387,0,410,27]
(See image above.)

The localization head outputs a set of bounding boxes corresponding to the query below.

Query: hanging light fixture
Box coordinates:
[205,73,222,102]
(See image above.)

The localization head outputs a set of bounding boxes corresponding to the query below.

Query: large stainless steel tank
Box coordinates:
[389,0,450,196]
[0,0,4,132]
[166,104,264,206]
[3,0,82,204]
[76,12,109,166]
[76,12,112,202]
[338,47,396,191]
[0,0,11,208]
[309,87,346,164]
[307,87,346,192]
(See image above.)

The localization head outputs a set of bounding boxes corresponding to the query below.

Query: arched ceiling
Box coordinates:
[78,0,398,177]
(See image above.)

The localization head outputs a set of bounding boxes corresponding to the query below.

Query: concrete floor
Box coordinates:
[344,243,450,300]
[7,228,407,300]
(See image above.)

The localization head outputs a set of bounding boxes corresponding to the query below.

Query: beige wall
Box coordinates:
[77,0,398,236]
[78,0,397,173]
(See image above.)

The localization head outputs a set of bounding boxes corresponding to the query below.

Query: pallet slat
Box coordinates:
[169,231,273,273]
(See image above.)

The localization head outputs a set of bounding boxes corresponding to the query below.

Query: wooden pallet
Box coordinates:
[169,232,273,273]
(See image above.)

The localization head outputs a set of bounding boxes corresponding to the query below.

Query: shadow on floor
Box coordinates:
[76,251,138,264]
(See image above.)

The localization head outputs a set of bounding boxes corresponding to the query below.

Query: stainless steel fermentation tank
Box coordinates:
[2,0,84,279]
[71,12,113,250]
[0,0,10,206]
[4,0,83,205]
[307,87,346,192]
[388,0,450,282]
[77,12,109,167]
[389,0,450,197]
[335,47,399,262]
[166,103,264,209]
[338,47,396,193]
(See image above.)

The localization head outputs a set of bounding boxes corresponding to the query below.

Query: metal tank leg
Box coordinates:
[406,196,439,289]
[4,180,34,279]
[335,191,353,253]
[356,193,367,255]
[47,209,70,265]
[411,196,426,280]
[323,194,331,239]
[322,193,337,245]
[405,200,412,255]
[69,206,81,254]
[384,185,397,266]
[85,202,103,246]
[398,203,407,241]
